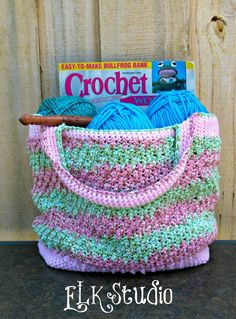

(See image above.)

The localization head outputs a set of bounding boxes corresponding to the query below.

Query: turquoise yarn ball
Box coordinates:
[37,96,97,117]
[146,90,209,128]
[88,101,154,130]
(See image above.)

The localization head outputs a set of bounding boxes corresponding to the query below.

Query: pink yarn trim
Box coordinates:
[28,114,219,143]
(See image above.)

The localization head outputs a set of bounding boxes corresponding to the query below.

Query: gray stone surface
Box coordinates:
[0,241,235,319]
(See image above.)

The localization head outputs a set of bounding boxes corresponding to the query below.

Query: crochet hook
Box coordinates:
[19,114,93,127]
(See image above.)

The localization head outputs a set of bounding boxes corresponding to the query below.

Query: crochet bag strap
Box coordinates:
[41,114,196,209]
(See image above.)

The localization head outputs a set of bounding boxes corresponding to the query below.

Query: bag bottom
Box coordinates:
[38,241,210,274]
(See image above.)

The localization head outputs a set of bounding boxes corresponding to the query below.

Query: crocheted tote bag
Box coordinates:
[27,112,220,274]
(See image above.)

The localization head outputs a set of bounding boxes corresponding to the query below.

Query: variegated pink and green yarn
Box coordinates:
[27,112,220,273]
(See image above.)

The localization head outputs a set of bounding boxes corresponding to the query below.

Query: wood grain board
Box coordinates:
[0,0,235,239]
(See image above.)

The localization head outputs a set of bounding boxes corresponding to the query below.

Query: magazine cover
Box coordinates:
[59,60,195,109]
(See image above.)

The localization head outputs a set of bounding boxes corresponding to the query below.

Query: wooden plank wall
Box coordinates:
[0,0,235,240]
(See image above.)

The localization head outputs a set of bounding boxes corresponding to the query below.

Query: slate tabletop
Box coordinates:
[0,241,235,319]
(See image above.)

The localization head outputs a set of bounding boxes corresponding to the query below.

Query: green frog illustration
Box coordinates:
[152,61,186,92]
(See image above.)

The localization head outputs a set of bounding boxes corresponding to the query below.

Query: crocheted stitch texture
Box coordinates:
[27,113,220,273]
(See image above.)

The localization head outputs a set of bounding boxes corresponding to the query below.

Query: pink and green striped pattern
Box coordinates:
[28,113,220,273]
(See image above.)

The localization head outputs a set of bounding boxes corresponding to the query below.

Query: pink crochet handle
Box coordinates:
[41,115,196,208]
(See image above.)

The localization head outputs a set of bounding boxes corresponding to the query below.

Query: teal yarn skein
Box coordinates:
[37,96,97,117]
[146,90,209,128]
[88,101,154,130]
